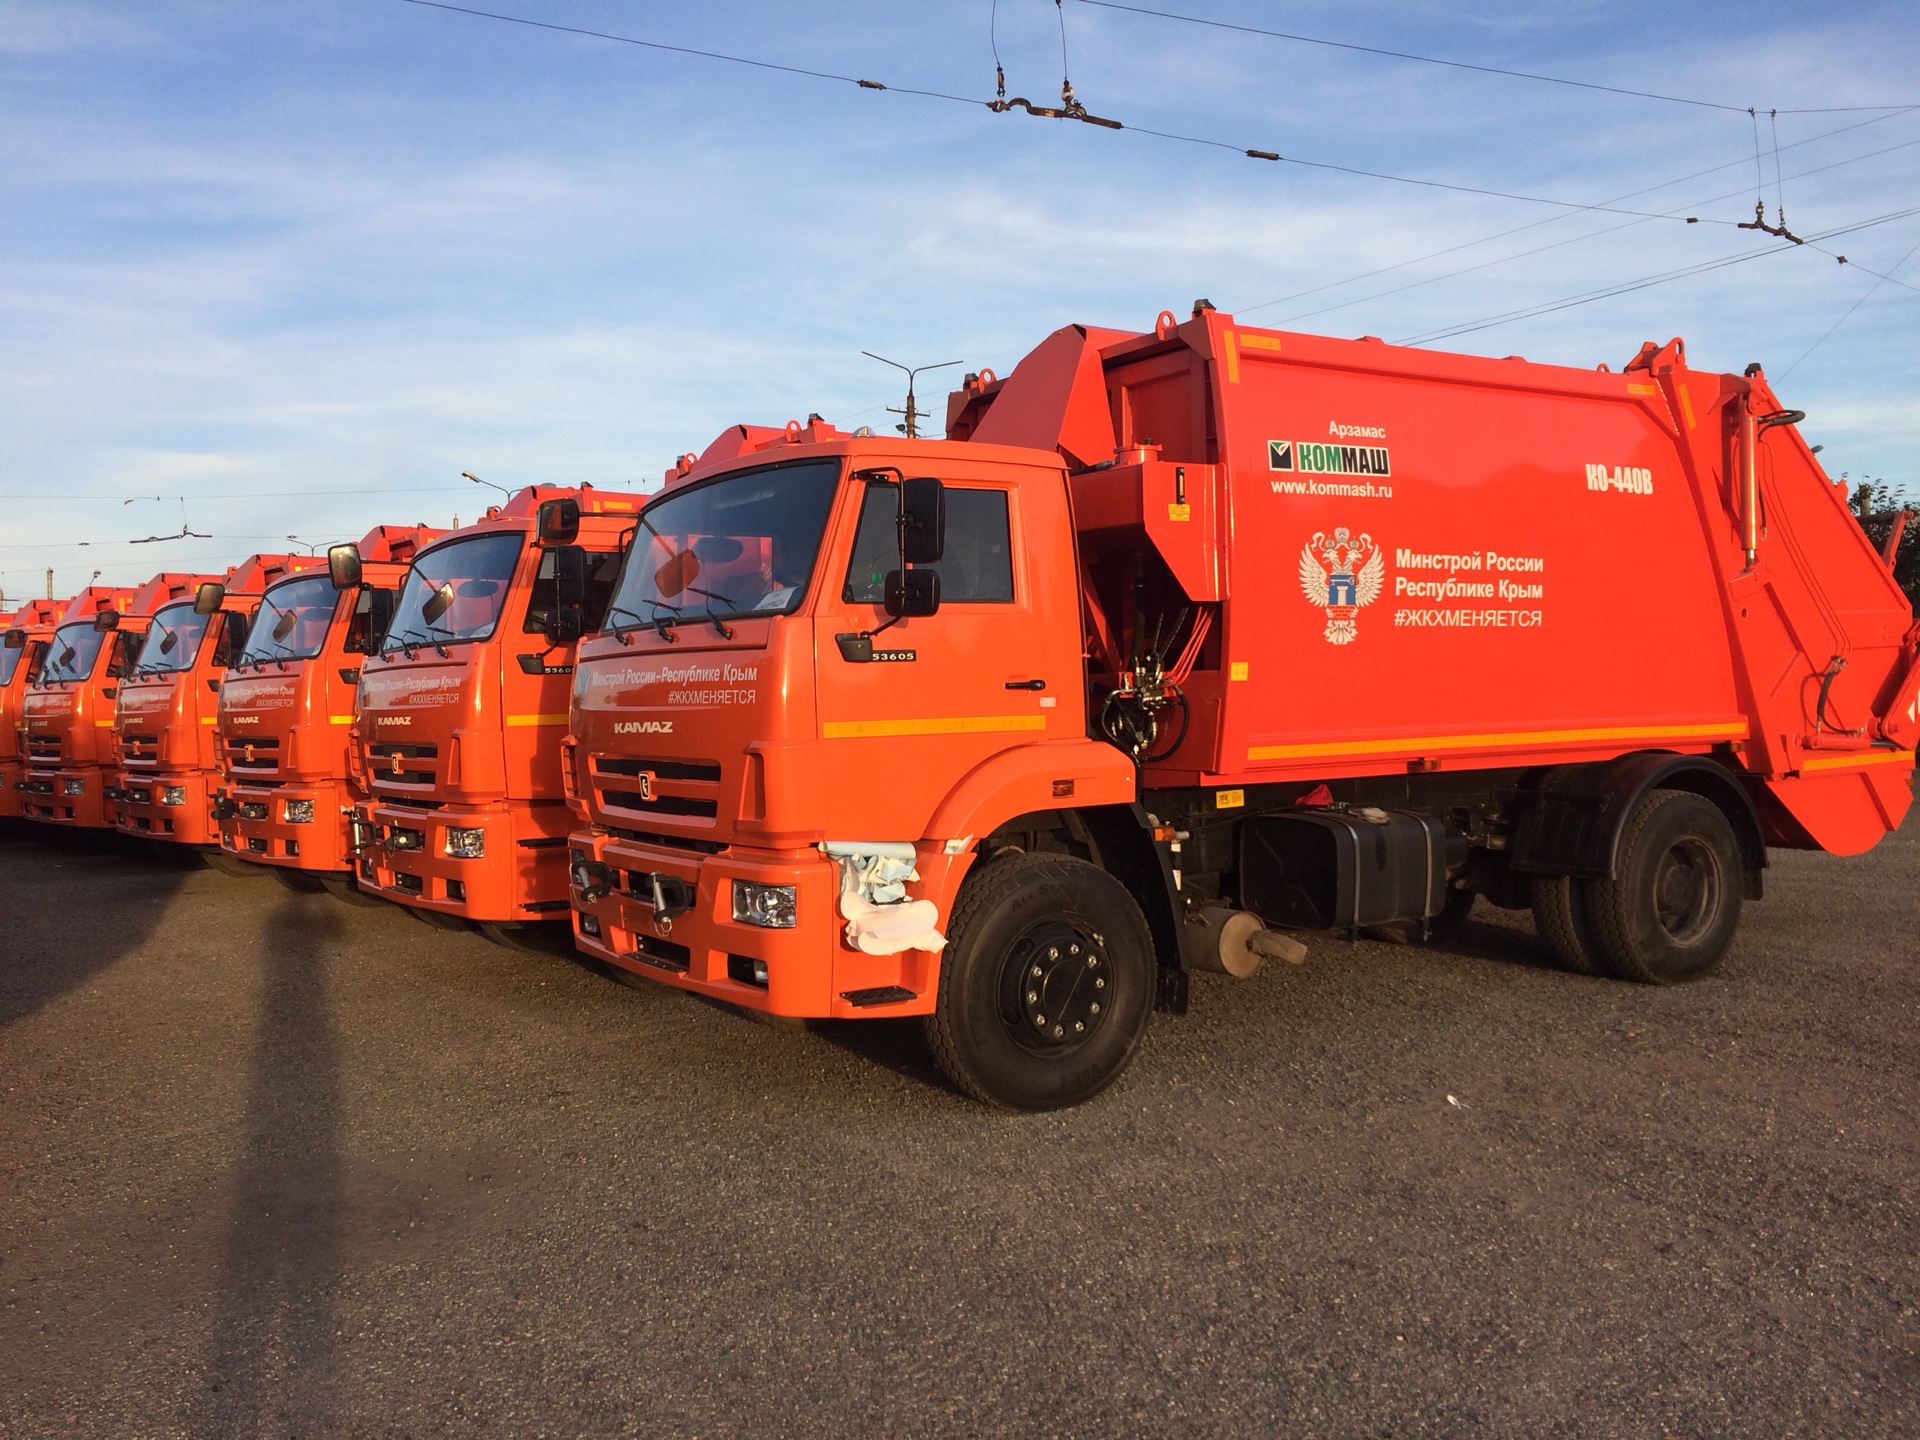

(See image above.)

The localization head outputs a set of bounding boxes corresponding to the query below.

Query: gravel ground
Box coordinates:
[1,813,1916,1438]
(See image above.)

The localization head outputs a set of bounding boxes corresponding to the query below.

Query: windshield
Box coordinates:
[239,575,341,668]
[133,601,214,676]
[38,622,108,685]
[384,532,523,653]
[607,460,842,633]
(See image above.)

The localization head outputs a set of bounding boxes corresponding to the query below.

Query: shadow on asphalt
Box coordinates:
[201,891,345,1432]
[0,825,195,1029]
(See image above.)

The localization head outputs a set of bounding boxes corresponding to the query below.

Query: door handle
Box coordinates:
[1005,678,1046,691]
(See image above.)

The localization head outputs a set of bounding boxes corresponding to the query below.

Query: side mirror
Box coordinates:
[545,545,587,645]
[3,629,23,650]
[537,498,581,544]
[883,568,940,618]
[900,476,945,565]
[193,581,225,615]
[328,543,363,591]
[92,610,120,632]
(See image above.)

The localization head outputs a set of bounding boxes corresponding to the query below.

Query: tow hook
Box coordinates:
[572,859,615,904]
[643,872,696,924]
[210,795,236,821]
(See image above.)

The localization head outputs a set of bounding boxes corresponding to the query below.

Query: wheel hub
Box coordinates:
[1653,838,1718,944]
[1001,921,1110,1053]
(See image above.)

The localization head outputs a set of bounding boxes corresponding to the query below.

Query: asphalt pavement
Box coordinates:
[1,815,1916,1437]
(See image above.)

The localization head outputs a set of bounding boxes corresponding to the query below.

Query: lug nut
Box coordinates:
[1026,991,1038,1003]
[1091,1002,1101,1015]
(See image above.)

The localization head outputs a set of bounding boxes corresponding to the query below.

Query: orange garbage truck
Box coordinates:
[564,305,1918,1110]
[2,598,67,822]
[20,577,198,829]
[212,526,440,896]
[110,554,317,853]
[346,487,642,942]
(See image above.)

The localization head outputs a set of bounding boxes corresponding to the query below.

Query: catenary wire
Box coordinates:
[1070,0,1918,114]
[1235,107,1920,317]
[1268,133,1920,327]
[1397,204,1920,345]
[1779,234,1920,378]
[397,0,1753,228]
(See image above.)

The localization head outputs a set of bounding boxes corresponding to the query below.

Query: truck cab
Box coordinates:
[20,578,190,828]
[215,526,438,893]
[566,423,1104,1017]
[1,598,66,822]
[349,486,640,934]
[112,557,308,849]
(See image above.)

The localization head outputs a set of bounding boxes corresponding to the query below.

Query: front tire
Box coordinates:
[924,853,1155,1112]
[1585,789,1742,984]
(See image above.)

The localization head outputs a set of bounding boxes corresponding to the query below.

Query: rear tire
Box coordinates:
[1531,874,1602,975]
[924,852,1155,1112]
[1585,789,1742,984]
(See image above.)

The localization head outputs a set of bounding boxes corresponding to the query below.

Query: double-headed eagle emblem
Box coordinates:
[1298,527,1385,645]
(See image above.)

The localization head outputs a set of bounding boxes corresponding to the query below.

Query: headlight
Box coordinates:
[732,879,796,929]
[62,778,85,796]
[161,785,188,806]
[284,798,315,823]
[446,826,486,859]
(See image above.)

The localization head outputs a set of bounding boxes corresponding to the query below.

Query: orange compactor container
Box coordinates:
[213,525,441,897]
[345,487,642,941]
[564,306,1917,1111]
[19,577,200,828]
[1,598,67,821]
[110,554,317,851]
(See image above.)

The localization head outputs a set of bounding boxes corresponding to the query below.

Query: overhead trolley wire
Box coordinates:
[1396,203,1920,346]
[1236,107,1920,318]
[1264,131,1920,327]
[1780,234,1920,378]
[395,0,1753,230]
[1069,0,1919,114]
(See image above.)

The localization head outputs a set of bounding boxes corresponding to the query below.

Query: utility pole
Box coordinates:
[862,352,963,440]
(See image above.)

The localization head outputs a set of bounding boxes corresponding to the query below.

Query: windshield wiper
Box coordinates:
[645,600,685,643]
[604,603,650,646]
[387,627,430,661]
[684,585,738,640]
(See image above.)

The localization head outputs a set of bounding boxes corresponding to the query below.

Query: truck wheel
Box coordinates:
[271,867,327,893]
[1585,789,1742,985]
[924,853,1155,1112]
[1530,875,1602,975]
[319,874,393,908]
[202,850,268,878]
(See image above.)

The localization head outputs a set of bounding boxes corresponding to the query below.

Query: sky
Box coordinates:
[3,0,1917,605]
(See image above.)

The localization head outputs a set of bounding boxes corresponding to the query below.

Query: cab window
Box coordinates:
[525,550,622,634]
[843,484,1014,604]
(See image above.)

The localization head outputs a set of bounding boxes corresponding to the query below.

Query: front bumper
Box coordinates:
[113,769,214,844]
[567,830,939,1019]
[0,760,23,820]
[23,765,109,827]
[220,780,353,872]
[353,798,575,922]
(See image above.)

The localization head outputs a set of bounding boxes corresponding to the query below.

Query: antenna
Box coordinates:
[861,352,963,440]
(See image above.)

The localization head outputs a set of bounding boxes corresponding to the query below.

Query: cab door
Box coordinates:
[811,467,1080,841]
